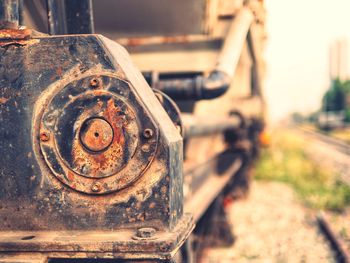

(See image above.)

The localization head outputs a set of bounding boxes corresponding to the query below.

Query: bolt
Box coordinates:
[81,164,91,174]
[136,227,156,238]
[141,144,150,153]
[91,182,102,193]
[90,78,100,88]
[40,131,50,142]
[80,118,114,152]
[143,128,154,139]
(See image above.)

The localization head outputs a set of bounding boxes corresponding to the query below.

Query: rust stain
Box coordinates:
[0,28,33,47]
[103,99,125,143]
[80,118,114,152]
[71,98,127,179]
[56,67,63,78]
[126,38,143,46]
[124,35,190,47]
[0,97,9,104]
[0,28,32,40]
[162,36,189,44]
[39,132,50,142]
[67,171,74,182]
[0,39,39,48]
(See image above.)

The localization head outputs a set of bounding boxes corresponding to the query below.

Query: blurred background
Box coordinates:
[1,0,350,262]
[266,0,350,123]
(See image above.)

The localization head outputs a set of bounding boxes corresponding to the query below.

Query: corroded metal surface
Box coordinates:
[0,34,184,234]
[37,74,158,194]
[0,214,194,261]
[0,0,267,261]
[79,117,114,152]
[0,28,31,39]
[0,28,33,46]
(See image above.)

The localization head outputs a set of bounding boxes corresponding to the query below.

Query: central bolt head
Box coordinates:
[80,118,114,152]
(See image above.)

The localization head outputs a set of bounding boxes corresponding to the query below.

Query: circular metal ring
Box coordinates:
[38,75,159,194]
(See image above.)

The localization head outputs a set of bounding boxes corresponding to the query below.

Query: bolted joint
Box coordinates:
[135,227,156,239]
[143,128,154,139]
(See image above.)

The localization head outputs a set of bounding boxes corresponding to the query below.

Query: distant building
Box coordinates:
[329,39,348,81]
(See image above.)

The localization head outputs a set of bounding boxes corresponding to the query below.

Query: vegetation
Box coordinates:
[328,128,350,144]
[322,79,350,122]
[254,130,350,211]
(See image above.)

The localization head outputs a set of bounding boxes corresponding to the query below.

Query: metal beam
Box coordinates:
[47,0,94,35]
[0,0,19,29]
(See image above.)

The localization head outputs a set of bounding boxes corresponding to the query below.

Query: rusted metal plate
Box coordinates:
[0,28,33,47]
[0,34,184,233]
[0,215,194,260]
[37,74,158,194]
[0,28,31,39]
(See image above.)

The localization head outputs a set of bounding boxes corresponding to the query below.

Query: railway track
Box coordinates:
[296,126,350,186]
[297,127,350,262]
[297,126,350,156]
[317,213,350,263]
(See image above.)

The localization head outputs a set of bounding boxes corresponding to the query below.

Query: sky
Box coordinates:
[265,0,350,122]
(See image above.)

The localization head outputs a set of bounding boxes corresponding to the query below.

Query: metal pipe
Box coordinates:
[0,0,19,29]
[247,29,262,96]
[182,113,242,138]
[47,0,94,35]
[47,0,68,35]
[155,8,254,100]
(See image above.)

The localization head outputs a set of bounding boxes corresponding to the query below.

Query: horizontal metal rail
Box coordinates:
[317,213,350,262]
[184,151,243,221]
[182,113,242,138]
[298,126,350,155]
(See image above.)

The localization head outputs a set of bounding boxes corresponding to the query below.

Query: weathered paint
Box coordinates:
[0,35,190,260]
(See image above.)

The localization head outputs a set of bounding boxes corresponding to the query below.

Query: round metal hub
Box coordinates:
[37,74,159,194]
[80,118,114,152]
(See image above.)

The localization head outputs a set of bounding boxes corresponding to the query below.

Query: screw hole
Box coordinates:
[90,78,100,88]
[21,235,35,240]
[94,132,99,138]
[143,128,154,139]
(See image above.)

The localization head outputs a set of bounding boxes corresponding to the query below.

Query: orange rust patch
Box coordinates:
[0,28,31,40]
[67,171,75,182]
[39,132,50,142]
[80,118,114,152]
[0,97,9,104]
[71,99,128,178]
[103,99,126,145]
[56,67,63,78]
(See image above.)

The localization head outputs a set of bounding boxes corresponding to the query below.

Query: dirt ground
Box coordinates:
[201,181,334,263]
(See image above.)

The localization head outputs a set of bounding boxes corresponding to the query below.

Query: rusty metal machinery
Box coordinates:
[0,1,194,262]
[0,0,266,262]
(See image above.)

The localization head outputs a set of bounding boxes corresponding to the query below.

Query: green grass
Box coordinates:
[254,130,350,211]
[328,128,350,144]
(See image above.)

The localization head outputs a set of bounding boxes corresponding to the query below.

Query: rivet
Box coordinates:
[136,227,156,238]
[91,182,102,193]
[143,128,154,139]
[40,131,50,142]
[90,78,100,88]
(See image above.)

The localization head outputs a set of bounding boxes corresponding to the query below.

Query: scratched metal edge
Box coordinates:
[0,214,194,256]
